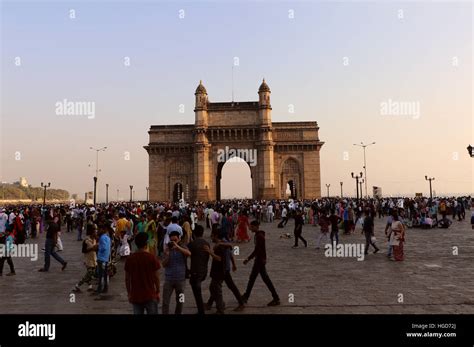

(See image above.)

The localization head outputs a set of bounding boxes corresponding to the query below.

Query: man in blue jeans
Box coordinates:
[162,231,191,314]
[39,217,67,272]
[94,225,111,298]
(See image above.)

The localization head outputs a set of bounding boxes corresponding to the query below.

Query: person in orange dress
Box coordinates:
[236,211,250,242]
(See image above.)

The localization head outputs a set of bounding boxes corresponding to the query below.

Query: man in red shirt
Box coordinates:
[125,232,161,314]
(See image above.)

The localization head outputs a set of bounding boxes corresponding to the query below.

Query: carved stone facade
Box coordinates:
[145,80,324,201]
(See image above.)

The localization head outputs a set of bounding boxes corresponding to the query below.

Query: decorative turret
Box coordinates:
[258,79,272,126]
[195,80,208,110]
[258,78,271,109]
[194,80,208,127]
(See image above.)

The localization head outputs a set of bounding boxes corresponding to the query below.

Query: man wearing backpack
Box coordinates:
[72,227,97,292]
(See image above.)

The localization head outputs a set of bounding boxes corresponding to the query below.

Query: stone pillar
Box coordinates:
[149,152,166,201]
[257,128,277,199]
[194,137,211,201]
[302,150,322,199]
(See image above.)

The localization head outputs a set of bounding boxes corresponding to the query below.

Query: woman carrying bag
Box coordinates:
[390,212,406,261]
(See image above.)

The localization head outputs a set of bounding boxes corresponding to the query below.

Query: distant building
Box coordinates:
[19,177,28,187]
[373,186,382,198]
[85,191,93,205]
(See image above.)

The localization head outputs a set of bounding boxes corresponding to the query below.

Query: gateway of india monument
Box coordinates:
[145,79,324,202]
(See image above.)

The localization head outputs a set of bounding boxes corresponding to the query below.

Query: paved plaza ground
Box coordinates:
[1,215,473,314]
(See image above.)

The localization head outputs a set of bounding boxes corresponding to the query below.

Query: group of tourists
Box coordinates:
[0,195,472,313]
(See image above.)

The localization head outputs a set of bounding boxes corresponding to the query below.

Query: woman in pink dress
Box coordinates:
[236,211,250,242]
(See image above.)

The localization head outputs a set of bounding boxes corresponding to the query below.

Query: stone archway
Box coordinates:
[216,156,254,200]
[145,80,324,201]
[172,182,183,202]
[167,159,192,201]
[281,158,301,199]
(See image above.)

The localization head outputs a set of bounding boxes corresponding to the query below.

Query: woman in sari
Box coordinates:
[181,216,192,245]
[145,214,157,255]
[390,212,405,261]
[236,211,250,242]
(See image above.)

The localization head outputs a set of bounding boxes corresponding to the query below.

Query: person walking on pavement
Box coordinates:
[292,209,307,248]
[39,216,67,272]
[242,220,280,307]
[205,232,245,312]
[0,228,16,276]
[363,210,379,255]
[188,225,210,314]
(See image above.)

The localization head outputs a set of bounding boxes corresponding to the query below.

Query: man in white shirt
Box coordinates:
[278,207,289,228]
[267,204,274,223]
[211,210,220,226]
[206,207,214,229]
[0,209,8,234]
[8,211,16,226]
[164,216,183,246]
[172,209,180,219]
[190,209,197,231]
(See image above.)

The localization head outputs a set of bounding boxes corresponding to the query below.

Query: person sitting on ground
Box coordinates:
[437,217,452,229]
[422,216,433,229]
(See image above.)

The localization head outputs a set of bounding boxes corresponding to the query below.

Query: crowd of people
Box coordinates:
[0,195,472,313]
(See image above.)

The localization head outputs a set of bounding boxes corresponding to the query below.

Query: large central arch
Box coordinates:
[281,158,301,199]
[145,80,324,201]
[216,156,254,200]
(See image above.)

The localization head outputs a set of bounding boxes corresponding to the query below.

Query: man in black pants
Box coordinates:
[205,233,245,312]
[188,225,210,314]
[292,209,307,248]
[277,206,289,228]
[329,209,342,246]
[242,220,280,306]
[362,210,379,255]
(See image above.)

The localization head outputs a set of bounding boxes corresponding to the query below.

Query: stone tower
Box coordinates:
[194,81,211,201]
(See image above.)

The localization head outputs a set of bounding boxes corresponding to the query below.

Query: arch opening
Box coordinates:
[217,157,252,200]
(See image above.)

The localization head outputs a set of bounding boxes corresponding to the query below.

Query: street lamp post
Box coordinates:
[93,176,98,206]
[146,187,149,201]
[351,172,363,200]
[325,184,330,198]
[106,184,109,204]
[467,145,473,157]
[117,189,119,201]
[425,175,435,199]
[90,146,107,206]
[353,142,376,198]
[129,185,133,202]
[359,179,364,197]
[41,182,51,205]
[340,182,343,197]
